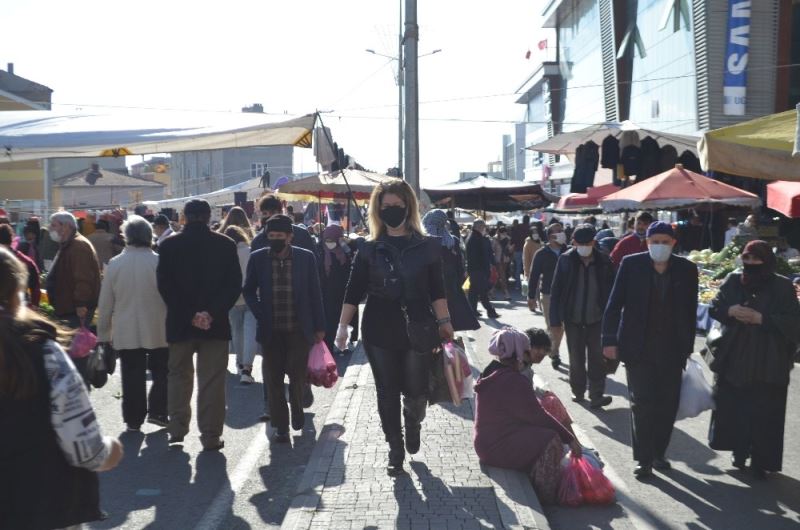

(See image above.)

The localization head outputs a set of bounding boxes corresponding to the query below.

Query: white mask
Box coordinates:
[49,229,61,243]
[325,241,338,250]
[576,245,593,257]
[649,243,673,263]
[553,233,566,245]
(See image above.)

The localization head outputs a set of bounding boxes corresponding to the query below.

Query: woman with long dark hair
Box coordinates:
[316,224,358,354]
[0,247,123,528]
[336,179,453,475]
[708,240,800,478]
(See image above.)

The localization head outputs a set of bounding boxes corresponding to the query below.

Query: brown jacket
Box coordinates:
[522,237,542,280]
[49,232,101,316]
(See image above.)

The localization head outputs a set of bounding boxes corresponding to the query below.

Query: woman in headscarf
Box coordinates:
[422,210,479,332]
[317,224,357,354]
[708,240,800,479]
[473,327,579,504]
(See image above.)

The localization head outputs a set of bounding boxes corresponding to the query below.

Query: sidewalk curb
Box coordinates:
[280,345,367,530]
[461,337,551,530]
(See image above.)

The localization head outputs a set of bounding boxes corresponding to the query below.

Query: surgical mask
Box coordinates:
[269,239,287,254]
[553,233,566,245]
[325,241,338,250]
[379,206,407,229]
[49,229,61,243]
[576,245,593,257]
[648,243,672,263]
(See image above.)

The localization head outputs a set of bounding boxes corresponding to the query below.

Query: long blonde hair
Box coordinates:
[367,179,425,239]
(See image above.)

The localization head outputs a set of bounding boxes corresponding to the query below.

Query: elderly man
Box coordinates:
[602,222,698,478]
[46,211,101,328]
[156,199,242,450]
[549,224,615,409]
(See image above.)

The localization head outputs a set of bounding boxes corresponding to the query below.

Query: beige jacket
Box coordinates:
[97,246,167,350]
[523,237,542,279]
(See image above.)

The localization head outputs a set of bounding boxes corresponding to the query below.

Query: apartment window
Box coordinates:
[250,163,269,179]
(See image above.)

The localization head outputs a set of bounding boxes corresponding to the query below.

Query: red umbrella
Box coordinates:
[767,180,800,218]
[599,165,761,212]
[556,183,620,211]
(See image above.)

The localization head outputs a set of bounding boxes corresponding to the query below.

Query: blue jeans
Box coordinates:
[229,305,257,369]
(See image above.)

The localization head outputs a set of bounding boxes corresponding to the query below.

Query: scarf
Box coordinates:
[322,224,347,275]
[741,240,775,291]
[488,327,530,362]
[422,209,455,249]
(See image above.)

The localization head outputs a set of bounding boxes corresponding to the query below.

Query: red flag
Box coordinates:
[525,49,531,59]
[537,39,548,50]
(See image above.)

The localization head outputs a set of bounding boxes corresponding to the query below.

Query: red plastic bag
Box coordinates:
[489,266,499,286]
[558,455,615,507]
[539,391,572,427]
[69,325,97,360]
[307,342,339,388]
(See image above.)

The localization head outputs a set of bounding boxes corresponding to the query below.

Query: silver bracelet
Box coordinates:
[436,317,451,325]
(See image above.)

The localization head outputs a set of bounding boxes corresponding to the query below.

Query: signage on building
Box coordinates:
[723,1,751,116]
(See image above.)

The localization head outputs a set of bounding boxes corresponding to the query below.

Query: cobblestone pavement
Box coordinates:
[282,343,546,530]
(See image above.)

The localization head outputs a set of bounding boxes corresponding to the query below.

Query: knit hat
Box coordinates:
[646,221,674,238]
[265,214,293,234]
[572,224,596,244]
[488,327,530,362]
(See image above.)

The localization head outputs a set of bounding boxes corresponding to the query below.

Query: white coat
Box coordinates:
[97,246,168,350]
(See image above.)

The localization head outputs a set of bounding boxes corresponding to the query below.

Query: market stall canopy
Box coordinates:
[555,183,620,211]
[423,175,558,212]
[526,121,699,156]
[766,180,800,218]
[142,176,265,211]
[0,110,316,162]
[599,164,761,212]
[698,107,800,181]
[277,170,399,201]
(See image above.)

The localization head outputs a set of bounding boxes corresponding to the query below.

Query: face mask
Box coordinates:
[325,241,337,250]
[576,245,593,257]
[648,243,672,263]
[379,206,407,229]
[49,229,61,243]
[532,234,540,241]
[742,263,765,276]
[553,233,566,245]
[635,229,646,238]
[269,239,287,254]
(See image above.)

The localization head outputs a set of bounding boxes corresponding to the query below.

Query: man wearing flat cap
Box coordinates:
[156,199,242,450]
[549,223,615,409]
[602,221,698,478]
[243,214,325,443]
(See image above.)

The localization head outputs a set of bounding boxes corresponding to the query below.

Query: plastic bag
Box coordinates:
[69,325,97,360]
[307,342,339,388]
[676,355,715,420]
[85,345,108,389]
[558,455,616,507]
[539,391,572,427]
[442,341,473,405]
[561,446,604,470]
[521,279,529,297]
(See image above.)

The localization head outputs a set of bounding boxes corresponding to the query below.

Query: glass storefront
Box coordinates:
[628,0,698,134]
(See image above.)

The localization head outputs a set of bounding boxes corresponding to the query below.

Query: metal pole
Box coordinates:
[397,0,404,177]
[403,0,419,196]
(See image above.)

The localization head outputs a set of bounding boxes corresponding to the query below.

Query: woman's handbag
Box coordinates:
[701,323,730,373]
[401,304,442,354]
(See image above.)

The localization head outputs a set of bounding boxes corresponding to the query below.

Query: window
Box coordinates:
[251,163,269,179]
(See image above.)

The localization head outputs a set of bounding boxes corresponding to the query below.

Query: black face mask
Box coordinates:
[379,206,407,229]
[269,239,287,254]
[742,263,764,276]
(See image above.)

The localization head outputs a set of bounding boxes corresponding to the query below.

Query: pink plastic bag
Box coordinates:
[69,325,97,359]
[558,455,616,507]
[539,391,572,427]
[307,342,339,388]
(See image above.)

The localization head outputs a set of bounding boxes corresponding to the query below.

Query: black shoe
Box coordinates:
[203,440,224,452]
[273,431,291,444]
[147,415,169,428]
[732,455,747,470]
[405,426,421,455]
[302,384,314,408]
[571,394,586,403]
[590,396,613,409]
[551,355,561,369]
[750,466,767,480]
[259,411,270,422]
[168,434,184,445]
[487,311,500,319]
[387,436,405,476]
[634,464,653,478]
[474,310,483,317]
[291,410,305,431]
[653,457,672,470]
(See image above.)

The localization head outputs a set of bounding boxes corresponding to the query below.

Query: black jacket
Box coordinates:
[0,336,100,530]
[528,245,564,298]
[602,252,698,364]
[156,223,242,343]
[549,248,614,327]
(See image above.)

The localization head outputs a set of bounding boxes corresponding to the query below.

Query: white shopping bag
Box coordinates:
[676,355,715,420]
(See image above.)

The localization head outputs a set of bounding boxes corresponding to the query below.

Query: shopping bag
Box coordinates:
[85,345,108,389]
[428,351,453,405]
[558,455,615,507]
[539,391,572,427]
[521,279,529,297]
[307,342,339,388]
[69,324,97,360]
[489,266,499,286]
[676,355,715,420]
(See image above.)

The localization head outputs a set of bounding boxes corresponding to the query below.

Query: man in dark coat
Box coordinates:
[465,219,499,319]
[550,224,615,408]
[528,222,567,368]
[602,222,698,478]
[243,215,325,442]
[156,199,242,450]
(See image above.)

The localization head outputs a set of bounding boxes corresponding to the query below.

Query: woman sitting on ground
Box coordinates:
[474,327,579,504]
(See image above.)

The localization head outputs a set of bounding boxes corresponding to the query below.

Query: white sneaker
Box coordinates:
[240,370,255,385]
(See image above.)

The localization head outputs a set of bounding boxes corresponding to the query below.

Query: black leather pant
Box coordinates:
[364,342,430,440]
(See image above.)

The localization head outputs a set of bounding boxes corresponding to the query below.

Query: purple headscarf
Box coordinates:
[322,224,347,275]
[488,327,530,362]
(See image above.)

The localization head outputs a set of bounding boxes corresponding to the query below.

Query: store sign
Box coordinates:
[723,1,751,116]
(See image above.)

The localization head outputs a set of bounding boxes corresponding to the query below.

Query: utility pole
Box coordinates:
[397,0,404,178]
[403,0,419,197]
